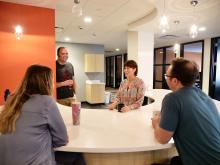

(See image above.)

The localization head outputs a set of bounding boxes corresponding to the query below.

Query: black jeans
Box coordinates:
[170,156,182,165]
[151,156,183,165]
[55,151,86,165]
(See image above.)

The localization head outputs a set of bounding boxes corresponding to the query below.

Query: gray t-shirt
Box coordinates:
[160,86,220,165]
[0,95,68,165]
[56,61,75,99]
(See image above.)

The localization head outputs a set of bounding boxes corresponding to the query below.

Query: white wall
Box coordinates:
[56,42,104,102]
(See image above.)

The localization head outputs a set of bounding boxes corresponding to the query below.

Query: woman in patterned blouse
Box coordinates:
[108,60,146,112]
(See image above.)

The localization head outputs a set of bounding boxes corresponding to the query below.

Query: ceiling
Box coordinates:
[2,0,220,55]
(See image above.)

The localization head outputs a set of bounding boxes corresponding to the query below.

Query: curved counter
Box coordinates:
[56,89,177,165]
[0,89,219,165]
[56,89,172,153]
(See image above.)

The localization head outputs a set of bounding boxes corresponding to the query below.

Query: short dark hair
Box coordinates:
[170,58,199,86]
[57,47,66,56]
[124,60,138,76]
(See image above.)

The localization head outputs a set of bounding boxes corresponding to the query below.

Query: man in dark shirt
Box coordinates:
[151,58,220,165]
[56,47,76,106]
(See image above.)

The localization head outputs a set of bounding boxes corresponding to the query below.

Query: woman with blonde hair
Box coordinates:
[0,65,68,165]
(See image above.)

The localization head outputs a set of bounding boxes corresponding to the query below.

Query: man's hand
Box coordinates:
[63,80,74,87]
[151,113,161,129]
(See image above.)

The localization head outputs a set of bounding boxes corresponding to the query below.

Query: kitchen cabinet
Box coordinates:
[85,54,104,72]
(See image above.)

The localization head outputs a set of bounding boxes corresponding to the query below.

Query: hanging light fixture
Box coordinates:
[174,43,180,54]
[159,0,169,33]
[74,0,80,4]
[72,0,83,17]
[189,0,199,38]
[173,20,180,54]
[190,24,198,38]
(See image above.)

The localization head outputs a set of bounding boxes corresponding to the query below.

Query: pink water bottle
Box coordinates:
[72,102,81,125]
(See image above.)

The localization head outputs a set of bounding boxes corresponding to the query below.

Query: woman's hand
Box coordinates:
[108,102,117,110]
[121,106,131,113]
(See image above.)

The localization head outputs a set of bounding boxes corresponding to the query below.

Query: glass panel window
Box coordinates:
[154,47,176,89]
[155,82,162,89]
[154,66,163,81]
[165,47,175,64]
[182,41,204,89]
[183,42,203,72]
[155,49,163,64]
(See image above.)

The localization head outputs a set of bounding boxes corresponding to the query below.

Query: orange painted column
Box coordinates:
[0,1,55,104]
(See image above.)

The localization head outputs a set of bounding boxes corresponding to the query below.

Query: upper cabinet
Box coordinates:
[85,54,104,72]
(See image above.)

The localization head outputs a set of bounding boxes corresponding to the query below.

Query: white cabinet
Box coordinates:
[86,83,105,104]
[85,54,104,72]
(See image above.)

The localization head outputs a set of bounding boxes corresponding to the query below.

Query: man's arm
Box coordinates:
[152,115,174,144]
[56,80,74,88]
[72,79,76,94]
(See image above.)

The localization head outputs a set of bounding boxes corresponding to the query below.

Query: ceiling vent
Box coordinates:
[104,50,114,53]
[159,35,179,40]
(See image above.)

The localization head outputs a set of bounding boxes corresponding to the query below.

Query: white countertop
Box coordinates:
[86,80,105,85]
[56,89,173,153]
[1,89,219,153]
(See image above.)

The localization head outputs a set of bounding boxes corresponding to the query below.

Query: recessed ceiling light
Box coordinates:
[84,16,92,23]
[64,37,70,41]
[115,48,120,51]
[198,27,206,31]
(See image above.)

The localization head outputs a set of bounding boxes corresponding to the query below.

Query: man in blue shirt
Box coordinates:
[152,58,220,165]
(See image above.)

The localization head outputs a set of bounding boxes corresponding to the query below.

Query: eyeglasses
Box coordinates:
[164,74,172,79]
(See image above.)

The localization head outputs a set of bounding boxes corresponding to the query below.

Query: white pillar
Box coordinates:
[127,31,154,89]
[127,31,138,62]
[202,38,211,94]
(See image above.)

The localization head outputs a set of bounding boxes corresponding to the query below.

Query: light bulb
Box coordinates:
[190,24,198,38]
[15,25,23,40]
[174,43,180,54]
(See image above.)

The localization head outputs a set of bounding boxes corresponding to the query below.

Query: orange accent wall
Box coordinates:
[0,2,55,104]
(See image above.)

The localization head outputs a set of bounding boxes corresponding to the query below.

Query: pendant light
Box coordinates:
[72,0,83,17]
[173,20,180,55]
[189,0,199,38]
[159,0,169,33]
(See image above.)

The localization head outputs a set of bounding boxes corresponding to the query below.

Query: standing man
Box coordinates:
[151,58,220,165]
[56,47,76,106]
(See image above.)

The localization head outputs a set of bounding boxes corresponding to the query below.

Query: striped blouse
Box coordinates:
[115,77,146,110]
